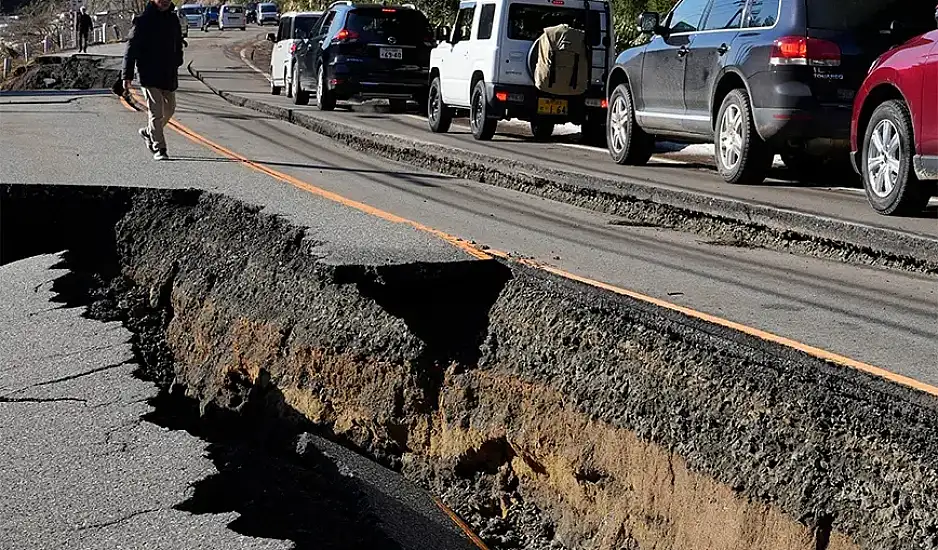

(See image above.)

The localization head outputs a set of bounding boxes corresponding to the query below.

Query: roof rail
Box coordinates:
[328,0,352,7]
[401,3,416,8]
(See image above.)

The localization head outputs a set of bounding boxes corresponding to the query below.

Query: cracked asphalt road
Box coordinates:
[0,254,292,550]
[0,254,479,550]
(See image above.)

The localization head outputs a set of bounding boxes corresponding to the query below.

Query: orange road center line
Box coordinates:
[119,91,938,400]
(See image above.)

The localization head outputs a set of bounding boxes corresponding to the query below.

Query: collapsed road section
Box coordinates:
[2,183,936,550]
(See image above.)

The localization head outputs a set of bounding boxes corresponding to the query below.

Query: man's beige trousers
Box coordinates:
[142,87,176,151]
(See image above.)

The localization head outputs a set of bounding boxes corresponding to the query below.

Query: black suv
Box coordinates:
[291,1,435,111]
[605,0,935,185]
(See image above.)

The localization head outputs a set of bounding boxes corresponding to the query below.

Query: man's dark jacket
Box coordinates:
[122,2,183,91]
[76,13,93,33]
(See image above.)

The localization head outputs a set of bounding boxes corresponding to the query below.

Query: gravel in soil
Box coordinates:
[1,56,121,91]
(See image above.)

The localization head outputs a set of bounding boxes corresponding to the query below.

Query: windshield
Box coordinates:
[507,4,601,45]
[346,9,432,43]
[180,6,201,15]
[294,14,322,37]
[259,4,276,12]
[808,0,936,33]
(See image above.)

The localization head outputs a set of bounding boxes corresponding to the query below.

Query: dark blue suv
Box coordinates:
[291,1,435,111]
[605,0,934,185]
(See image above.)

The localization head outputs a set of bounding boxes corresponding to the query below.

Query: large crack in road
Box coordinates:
[3,183,937,550]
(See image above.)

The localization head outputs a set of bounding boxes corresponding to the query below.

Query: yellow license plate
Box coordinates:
[537,98,568,115]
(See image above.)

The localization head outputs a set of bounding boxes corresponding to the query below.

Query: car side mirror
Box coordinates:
[435,26,450,42]
[266,32,276,42]
[638,12,661,35]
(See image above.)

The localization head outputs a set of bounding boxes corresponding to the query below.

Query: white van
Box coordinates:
[178,3,205,28]
[257,2,279,25]
[219,4,246,30]
[266,10,323,95]
[428,0,614,144]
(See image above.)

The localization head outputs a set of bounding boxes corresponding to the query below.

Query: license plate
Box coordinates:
[380,48,403,60]
[537,98,568,115]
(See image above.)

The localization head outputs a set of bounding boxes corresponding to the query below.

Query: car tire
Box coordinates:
[469,80,497,141]
[607,83,653,165]
[530,119,554,142]
[862,99,932,216]
[715,89,772,185]
[240,27,246,31]
[270,67,281,95]
[427,77,452,133]
[316,63,336,112]
[388,99,408,114]
[292,63,308,105]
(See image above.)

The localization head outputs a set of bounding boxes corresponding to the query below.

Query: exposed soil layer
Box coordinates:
[1,55,120,90]
[4,183,937,550]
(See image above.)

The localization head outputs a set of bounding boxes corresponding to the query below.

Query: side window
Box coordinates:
[316,11,335,35]
[702,0,745,31]
[745,0,779,28]
[665,0,710,34]
[277,17,291,41]
[477,4,496,40]
[452,5,475,42]
[327,11,344,36]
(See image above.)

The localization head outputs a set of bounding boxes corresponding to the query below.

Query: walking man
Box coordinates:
[122,0,184,161]
[76,7,92,53]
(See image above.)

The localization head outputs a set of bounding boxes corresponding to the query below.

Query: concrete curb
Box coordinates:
[186,62,938,272]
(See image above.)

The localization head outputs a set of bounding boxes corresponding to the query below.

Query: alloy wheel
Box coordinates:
[719,104,743,171]
[866,119,902,198]
[609,94,628,155]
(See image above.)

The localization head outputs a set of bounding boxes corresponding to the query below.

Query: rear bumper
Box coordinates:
[485,83,606,124]
[752,105,852,145]
[328,63,429,101]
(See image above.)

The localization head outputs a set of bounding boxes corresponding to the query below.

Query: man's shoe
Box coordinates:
[138,128,157,152]
[153,149,169,161]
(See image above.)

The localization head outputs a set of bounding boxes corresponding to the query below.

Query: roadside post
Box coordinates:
[2,58,10,80]
[23,42,29,64]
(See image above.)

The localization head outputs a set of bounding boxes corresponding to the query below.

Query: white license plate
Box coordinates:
[380,48,403,60]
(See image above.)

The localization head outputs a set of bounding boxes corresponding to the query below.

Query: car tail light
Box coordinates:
[290,42,298,53]
[382,8,396,12]
[333,28,360,43]
[769,36,841,67]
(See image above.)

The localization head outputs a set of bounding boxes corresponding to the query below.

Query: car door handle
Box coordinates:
[717,43,730,55]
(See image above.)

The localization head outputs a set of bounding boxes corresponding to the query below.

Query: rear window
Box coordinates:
[226,6,244,13]
[346,8,432,42]
[294,15,321,37]
[507,4,602,45]
[808,0,935,33]
[180,6,201,15]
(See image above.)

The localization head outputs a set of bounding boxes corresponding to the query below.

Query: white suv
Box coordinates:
[427,0,614,143]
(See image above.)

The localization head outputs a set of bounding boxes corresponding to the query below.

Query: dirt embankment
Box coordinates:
[3,184,936,550]
[1,55,120,91]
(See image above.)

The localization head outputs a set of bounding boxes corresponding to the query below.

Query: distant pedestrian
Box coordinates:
[122,0,184,161]
[76,7,93,53]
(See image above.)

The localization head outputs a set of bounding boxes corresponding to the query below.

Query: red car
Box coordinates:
[851,21,938,216]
